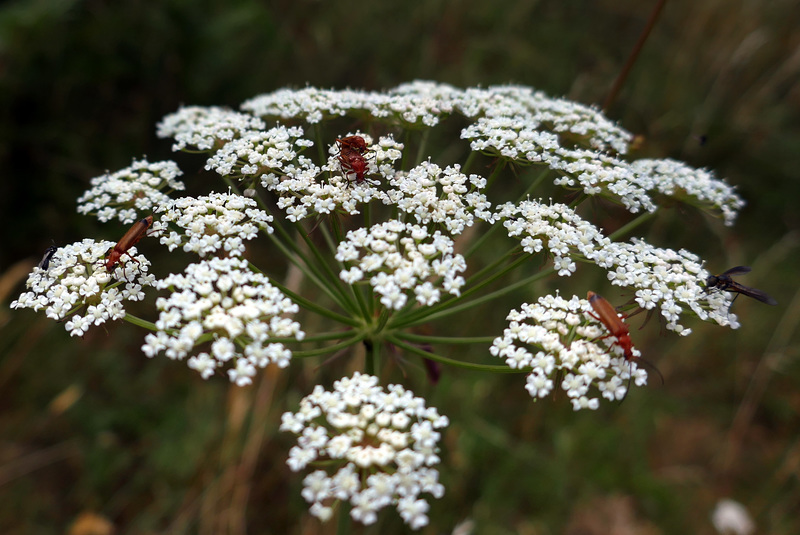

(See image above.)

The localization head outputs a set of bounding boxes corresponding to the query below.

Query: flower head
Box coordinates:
[11,239,154,336]
[491,293,650,409]
[157,105,267,151]
[142,257,304,384]
[156,192,273,257]
[77,159,185,223]
[336,220,466,310]
[280,372,448,529]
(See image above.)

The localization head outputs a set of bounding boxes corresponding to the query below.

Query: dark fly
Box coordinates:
[706,266,777,307]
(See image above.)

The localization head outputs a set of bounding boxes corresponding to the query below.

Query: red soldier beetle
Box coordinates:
[104,215,154,278]
[586,291,663,395]
[336,135,369,154]
[335,136,372,184]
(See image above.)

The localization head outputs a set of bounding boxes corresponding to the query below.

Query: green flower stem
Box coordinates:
[125,313,158,331]
[265,222,352,313]
[362,201,372,232]
[414,128,431,167]
[393,262,554,330]
[364,338,377,375]
[291,335,364,358]
[460,150,478,175]
[568,192,587,209]
[465,167,552,258]
[390,252,531,329]
[519,167,552,199]
[464,219,504,259]
[315,219,370,321]
[251,265,360,327]
[295,220,361,315]
[413,266,553,326]
[401,129,412,171]
[484,158,506,190]
[229,179,351,312]
[463,245,522,287]
[336,500,351,535]
[271,330,356,344]
[387,335,524,374]
[313,123,328,168]
[609,211,657,240]
[392,332,497,345]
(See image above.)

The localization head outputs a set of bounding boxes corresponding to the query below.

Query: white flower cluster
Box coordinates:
[156,192,273,257]
[77,159,185,223]
[242,87,371,123]
[269,133,402,221]
[11,239,154,336]
[156,106,266,151]
[141,257,304,385]
[335,221,466,310]
[490,294,648,410]
[598,239,735,333]
[496,200,734,331]
[204,124,314,180]
[458,84,632,154]
[323,132,404,186]
[497,199,611,276]
[388,161,494,234]
[630,158,745,226]
[463,115,744,221]
[161,82,743,228]
[280,372,448,529]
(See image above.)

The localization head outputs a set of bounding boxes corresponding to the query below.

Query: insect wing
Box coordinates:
[727,282,777,306]
[719,266,751,277]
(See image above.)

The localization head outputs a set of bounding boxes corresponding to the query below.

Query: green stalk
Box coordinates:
[393,332,497,345]
[465,168,550,259]
[364,339,377,375]
[403,267,553,327]
[314,123,327,167]
[259,221,353,313]
[391,253,531,329]
[414,128,431,166]
[291,334,364,358]
[484,158,506,190]
[254,269,360,326]
[125,313,158,331]
[294,220,360,314]
[242,186,352,312]
[387,335,524,374]
[316,221,371,321]
[270,330,355,343]
[609,211,656,241]
[460,150,478,175]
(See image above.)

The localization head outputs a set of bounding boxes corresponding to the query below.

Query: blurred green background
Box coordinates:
[1,0,799,533]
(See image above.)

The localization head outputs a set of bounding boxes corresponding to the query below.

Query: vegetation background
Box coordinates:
[1,0,798,533]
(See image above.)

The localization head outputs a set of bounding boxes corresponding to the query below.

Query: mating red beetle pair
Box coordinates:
[335,135,371,184]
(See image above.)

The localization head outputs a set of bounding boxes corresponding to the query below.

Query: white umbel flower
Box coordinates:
[281,372,448,530]
[77,159,185,224]
[11,239,155,335]
[336,221,466,310]
[142,257,304,383]
[491,293,649,409]
[156,192,273,257]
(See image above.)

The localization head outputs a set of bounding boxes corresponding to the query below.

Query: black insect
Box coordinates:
[706,266,777,308]
[37,245,58,270]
